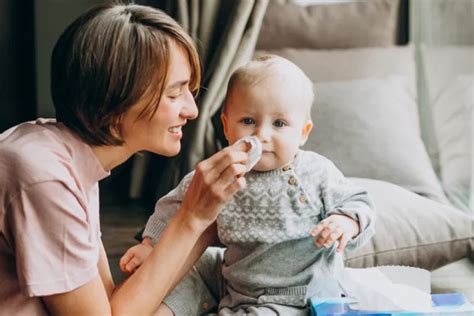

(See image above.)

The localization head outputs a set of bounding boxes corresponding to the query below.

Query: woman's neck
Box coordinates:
[90,144,134,171]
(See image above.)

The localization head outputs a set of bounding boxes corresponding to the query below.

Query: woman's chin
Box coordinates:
[150,144,181,157]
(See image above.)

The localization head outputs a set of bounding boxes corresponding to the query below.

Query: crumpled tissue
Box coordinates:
[337,265,433,311]
[234,136,262,171]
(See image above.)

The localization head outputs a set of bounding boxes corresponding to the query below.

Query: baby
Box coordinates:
[120,55,375,315]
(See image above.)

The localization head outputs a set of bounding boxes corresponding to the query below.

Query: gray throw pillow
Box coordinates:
[345,178,473,271]
[304,76,446,202]
[256,0,400,50]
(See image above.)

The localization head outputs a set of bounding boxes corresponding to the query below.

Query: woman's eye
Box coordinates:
[241,118,255,125]
[273,120,287,128]
[168,94,181,100]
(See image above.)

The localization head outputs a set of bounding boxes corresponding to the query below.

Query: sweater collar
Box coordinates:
[248,150,302,177]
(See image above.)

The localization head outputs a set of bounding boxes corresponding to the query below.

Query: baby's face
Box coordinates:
[222,81,312,171]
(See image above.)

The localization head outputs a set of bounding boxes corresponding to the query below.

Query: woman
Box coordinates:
[0,3,248,315]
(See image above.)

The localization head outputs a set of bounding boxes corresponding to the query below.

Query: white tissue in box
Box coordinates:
[339,265,433,312]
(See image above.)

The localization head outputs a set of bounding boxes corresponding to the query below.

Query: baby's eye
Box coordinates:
[273,120,287,128]
[241,118,255,125]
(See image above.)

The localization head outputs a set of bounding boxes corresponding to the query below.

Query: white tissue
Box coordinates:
[338,266,434,312]
[234,136,262,171]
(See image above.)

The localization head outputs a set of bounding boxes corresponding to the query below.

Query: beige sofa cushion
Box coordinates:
[431,75,473,212]
[421,46,474,212]
[256,0,400,50]
[256,45,416,88]
[307,76,446,202]
[345,178,473,271]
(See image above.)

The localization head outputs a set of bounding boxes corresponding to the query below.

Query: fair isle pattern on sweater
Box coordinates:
[215,150,372,246]
[217,164,321,244]
[144,150,375,250]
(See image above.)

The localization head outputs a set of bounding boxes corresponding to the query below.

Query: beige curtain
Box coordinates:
[130,0,269,201]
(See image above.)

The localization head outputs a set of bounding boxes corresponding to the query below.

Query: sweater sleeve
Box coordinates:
[320,160,375,251]
[143,171,195,245]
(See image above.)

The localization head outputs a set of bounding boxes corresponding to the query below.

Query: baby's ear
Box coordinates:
[300,120,313,147]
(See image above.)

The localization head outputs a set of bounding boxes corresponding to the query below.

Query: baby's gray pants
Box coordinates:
[163,247,309,316]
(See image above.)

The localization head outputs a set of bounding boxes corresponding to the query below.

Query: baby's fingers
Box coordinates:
[314,225,342,248]
[119,251,134,272]
[309,220,329,237]
[336,234,349,253]
[322,228,343,248]
[124,257,142,274]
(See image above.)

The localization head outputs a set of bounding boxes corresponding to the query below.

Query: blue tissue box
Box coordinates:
[309,293,474,316]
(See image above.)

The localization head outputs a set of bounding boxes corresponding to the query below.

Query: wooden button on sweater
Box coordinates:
[299,195,307,203]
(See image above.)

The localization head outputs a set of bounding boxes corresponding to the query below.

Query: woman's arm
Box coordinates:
[42,276,111,315]
[165,221,217,297]
[98,240,115,298]
[42,144,247,315]
[110,210,210,315]
[111,145,248,315]
[42,211,212,316]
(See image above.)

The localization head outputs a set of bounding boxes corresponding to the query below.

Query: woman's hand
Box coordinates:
[310,214,360,253]
[180,142,250,230]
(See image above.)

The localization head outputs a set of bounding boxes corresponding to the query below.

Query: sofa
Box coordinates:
[248,0,473,301]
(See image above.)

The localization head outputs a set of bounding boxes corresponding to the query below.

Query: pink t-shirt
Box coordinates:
[0,119,109,315]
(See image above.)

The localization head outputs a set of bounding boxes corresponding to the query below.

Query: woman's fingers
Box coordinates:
[220,162,248,186]
[223,175,247,196]
[179,142,252,228]
[198,142,249,180]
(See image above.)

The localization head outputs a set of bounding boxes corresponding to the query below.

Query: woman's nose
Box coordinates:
[181,91,199,120]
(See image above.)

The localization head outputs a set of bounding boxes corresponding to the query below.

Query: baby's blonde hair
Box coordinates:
[224,54,314,119]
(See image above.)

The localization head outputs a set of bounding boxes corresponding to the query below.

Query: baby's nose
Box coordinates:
[254,126,272,142]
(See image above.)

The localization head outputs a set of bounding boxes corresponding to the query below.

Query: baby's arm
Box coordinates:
[310,214,359,252]
[313,159,375,252]
[118,176,191,275]
[119,237,153,274]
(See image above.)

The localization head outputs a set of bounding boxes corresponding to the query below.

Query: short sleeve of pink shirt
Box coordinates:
[12,180,101,296]
[0,119,109,313]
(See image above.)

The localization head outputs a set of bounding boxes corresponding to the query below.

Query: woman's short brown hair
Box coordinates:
[51,3,201,145]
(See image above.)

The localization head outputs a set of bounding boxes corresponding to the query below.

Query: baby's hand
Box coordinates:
[119,238,153,274]
[309,214,360,253]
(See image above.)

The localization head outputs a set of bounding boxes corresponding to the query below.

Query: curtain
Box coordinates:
[130,0,269,203]
[410,0,473,212]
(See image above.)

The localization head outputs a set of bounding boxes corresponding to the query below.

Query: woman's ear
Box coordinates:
[300,120,313,146]
[221,113,230,141]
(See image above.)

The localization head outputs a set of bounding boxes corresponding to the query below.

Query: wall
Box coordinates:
[0,0,36,131]
[35,0,103,118]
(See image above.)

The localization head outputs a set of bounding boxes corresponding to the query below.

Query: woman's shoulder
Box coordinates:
[0,119,85,187]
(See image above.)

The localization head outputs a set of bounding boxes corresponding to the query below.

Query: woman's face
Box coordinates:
[121,41,198,156]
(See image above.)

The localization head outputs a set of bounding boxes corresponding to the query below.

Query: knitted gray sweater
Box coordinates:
[144,150,375,307]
